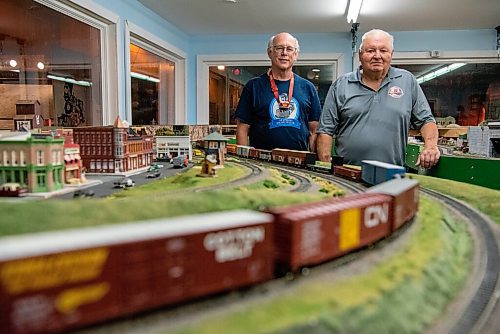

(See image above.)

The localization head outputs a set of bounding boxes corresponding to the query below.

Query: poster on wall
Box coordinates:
[53,81,90,127]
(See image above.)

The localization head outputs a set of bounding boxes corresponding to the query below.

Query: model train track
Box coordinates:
[264,165,312,192]
[421,188,499,334]
[284,164,367,194]
[188,160,264,192]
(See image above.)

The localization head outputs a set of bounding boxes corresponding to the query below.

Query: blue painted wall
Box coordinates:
[87,1,498,124]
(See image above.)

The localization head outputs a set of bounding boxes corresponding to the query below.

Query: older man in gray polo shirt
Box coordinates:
[316,29,440,168]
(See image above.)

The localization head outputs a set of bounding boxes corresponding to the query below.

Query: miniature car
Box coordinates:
[0,183,27,197]
[73,189,95,198]
[193,149,203,157]
[173,155,188,168]
[150,162,164,169]
[146,170,161,178]
[113,178,135,188]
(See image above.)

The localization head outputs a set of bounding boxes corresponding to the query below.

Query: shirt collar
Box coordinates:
[348,66,402,83]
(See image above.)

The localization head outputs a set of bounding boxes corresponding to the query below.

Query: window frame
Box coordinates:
[36,0,120,126]
[126,21,187,125]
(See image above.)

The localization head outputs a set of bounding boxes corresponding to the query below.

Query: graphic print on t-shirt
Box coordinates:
[269,93,300,129]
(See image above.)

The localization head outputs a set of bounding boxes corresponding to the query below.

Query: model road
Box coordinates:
[57,163,190,199]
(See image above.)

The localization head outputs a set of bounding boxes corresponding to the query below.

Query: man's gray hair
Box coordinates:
[267,33,300,52]
[359,29,394,51]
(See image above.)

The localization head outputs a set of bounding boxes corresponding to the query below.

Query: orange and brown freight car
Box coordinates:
[0,210,275,334]
[333,165,362,181]
[226,143,237,155]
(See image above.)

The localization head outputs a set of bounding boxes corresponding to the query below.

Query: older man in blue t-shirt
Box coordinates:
[235,32,321,152]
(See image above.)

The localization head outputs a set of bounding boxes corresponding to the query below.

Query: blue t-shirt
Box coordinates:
[235,73,321,151]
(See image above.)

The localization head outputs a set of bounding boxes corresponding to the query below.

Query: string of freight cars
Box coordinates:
[0,158,415,334]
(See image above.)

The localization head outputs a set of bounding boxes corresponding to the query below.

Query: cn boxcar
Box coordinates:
[268,193,392,273]
[271,149,317,167]
[361,160,406,185]
[0,210,274,334]
[367,178,420,230]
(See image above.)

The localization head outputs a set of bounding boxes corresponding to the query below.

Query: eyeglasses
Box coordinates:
[272,45,297,54]
[360,48,392,56]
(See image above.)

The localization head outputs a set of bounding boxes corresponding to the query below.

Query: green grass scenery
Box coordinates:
[1,165,495,333]
[411,174,500,224]
[0,162,328,236]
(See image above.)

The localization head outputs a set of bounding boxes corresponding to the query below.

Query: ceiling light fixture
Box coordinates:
[47,74,92,87]
[416,63,466,84]
[312,68,320,72]
[131,71,160,83]
[346,0,363,23]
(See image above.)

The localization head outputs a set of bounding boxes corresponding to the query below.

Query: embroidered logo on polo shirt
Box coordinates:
[388,86,404,98]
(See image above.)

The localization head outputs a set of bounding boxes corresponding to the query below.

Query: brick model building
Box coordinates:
[72,117,154,173]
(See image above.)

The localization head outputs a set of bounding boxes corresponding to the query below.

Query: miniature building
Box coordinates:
[72,116,154,173]
[201,131,229,165]
[0,132,64,193]
[468,123,500,158]
[198,155,217,177]
[435,116,456,127]
[40,128,84,183]
[155,135,192,161]
[13,100,43,131]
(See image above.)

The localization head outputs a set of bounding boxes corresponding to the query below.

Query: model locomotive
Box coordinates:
[0,173,419,334]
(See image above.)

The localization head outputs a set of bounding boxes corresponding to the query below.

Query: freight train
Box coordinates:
[0,173,419,333]
[227,144,407,185]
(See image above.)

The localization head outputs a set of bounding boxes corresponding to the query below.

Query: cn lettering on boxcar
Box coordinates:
[364,203,390,228]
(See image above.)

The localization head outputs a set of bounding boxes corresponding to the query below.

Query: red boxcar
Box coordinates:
[367,178,420,230]
[0,210,275,334]
[333,165,362,181]
[249,147,260,159]
[268,193,393,273]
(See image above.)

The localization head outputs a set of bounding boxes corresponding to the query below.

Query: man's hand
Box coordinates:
[416,146,440,169]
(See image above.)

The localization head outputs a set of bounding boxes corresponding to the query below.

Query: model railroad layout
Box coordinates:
[0,145,496,334]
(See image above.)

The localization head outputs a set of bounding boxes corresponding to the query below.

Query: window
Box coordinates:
[130,43,175,125]
[36,150,43,165]
[208,64,334,126]
[127,22,187,125]
[394,56,500,125]
[0,0,104,129]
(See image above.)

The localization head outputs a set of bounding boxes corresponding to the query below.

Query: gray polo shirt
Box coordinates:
[317,67,435,166]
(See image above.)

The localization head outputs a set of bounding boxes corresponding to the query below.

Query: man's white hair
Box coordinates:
[267,33,300,52]
[359,29,394,51]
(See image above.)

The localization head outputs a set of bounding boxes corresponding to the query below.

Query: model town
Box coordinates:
[0,110,499,197]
